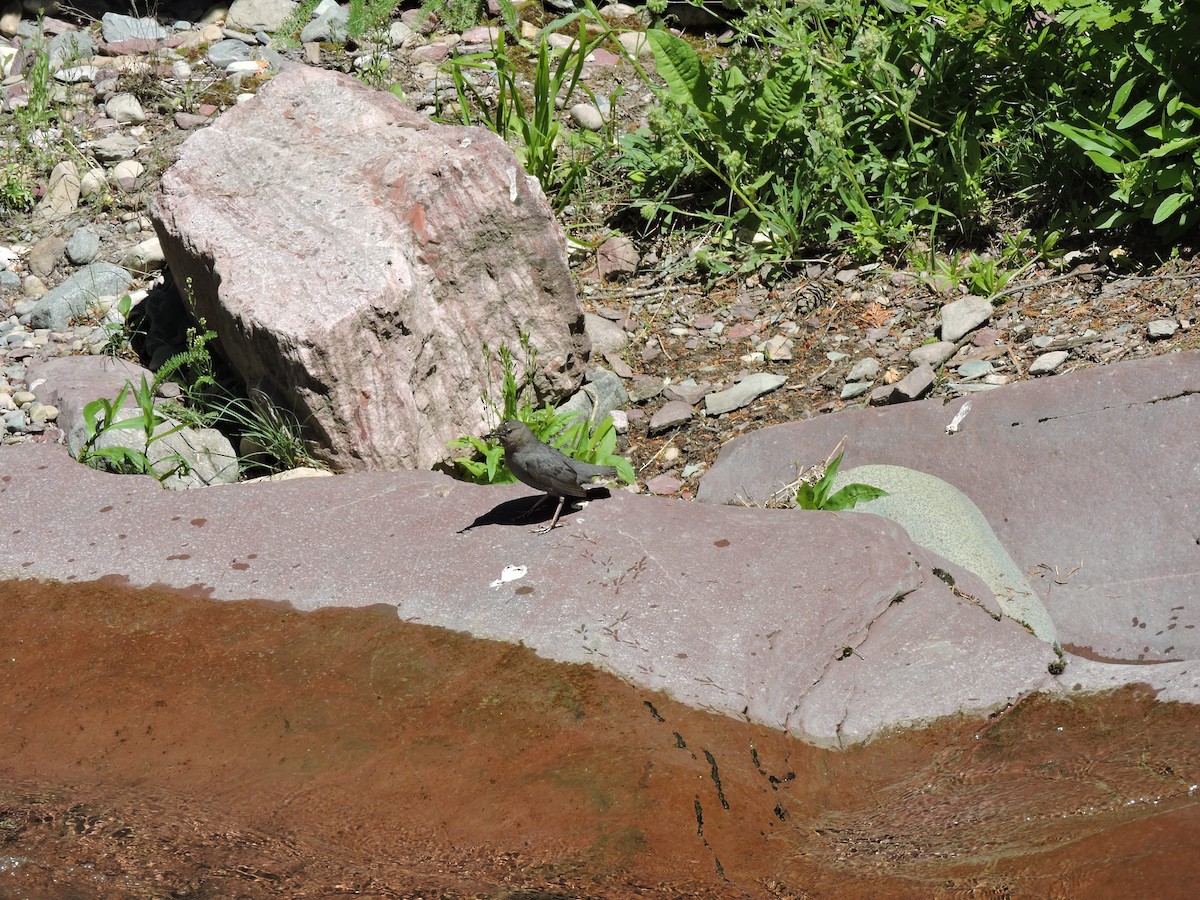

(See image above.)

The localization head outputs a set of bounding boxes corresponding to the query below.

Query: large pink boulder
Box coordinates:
[151,65,588,471]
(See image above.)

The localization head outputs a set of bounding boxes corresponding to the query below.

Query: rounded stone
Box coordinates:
[569,103,605,132]
[957,359,994,379]
[66,227,101,265]
[28,401,59,423]
[105,92,147,124]
[80,167,109,198]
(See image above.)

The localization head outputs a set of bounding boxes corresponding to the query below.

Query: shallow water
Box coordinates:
[1,578,1197,898]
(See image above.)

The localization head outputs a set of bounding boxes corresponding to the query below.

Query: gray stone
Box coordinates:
[101,13,170,43]
[28,263,132,331]
[1028,350,1069,375]
[121,236,165,274]
[941,295,993,343]
[34,160,80,220]
[105,92,146,124]
[152,67,588,472]
[207,38,254,68]
[833,464,1057,643]
[840,381,872,400]
[628,375,667,403]
[559,367,628,425]
[869,363,935,406]
[28,401,58,423]
[79,167,108,199]
[662,380,711,406]
[648,399,692,435]
[300,7,350,43]
[47,29,95,70]
[698,351,1200,668]
[584,312,628,356]
[1147,319,1179,340]
[616,31,651,57]
[111,160,145,191]
[704,373,787,416]
[569,103,605,131]
[65,227,100,265]
[52,65,98,83]
[87,134,140,164]
[957,359,994,380]
[909,340,956,367]
[28,235,66,278]
[226,0,298,33]
[847,357,880,382]
[3,409,23,432]
[65,404,238,489]
[388,21,415,47]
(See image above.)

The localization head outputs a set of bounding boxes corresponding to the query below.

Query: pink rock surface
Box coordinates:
[700,352,1200,671]
[151,66,588,472]
[1,440,1058,747]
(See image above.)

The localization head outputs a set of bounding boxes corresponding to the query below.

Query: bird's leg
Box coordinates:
[516,493,551,521]
[533,495,568,534]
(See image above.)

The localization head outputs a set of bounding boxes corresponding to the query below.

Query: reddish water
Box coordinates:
[1,579,1197,898]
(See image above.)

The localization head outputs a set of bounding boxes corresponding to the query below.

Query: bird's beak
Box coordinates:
[483,430,498,442]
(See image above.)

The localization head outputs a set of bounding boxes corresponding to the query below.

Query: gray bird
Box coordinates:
[485,420,618,533]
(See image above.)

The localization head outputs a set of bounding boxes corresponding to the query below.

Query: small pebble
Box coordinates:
[1028,350,1070,375]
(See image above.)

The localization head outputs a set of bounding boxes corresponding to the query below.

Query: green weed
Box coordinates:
[795,452,888,512]
[78,376,190,483]
[443,22,602,208]
[447,335,634,486]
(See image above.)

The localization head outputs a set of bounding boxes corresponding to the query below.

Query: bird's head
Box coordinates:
[484,420,534,447]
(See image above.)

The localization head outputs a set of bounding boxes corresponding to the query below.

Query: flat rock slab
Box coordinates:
[1,441,1060,748]
[699,352,1200,677]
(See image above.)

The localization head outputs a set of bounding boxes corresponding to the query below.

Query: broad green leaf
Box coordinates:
[646,29,710,114]
[1147,136,1200,158]
[1115,99,1156,130]
[1047,121,1137,156]
[1085,150,1126,174]
[822,484,890,511]
[1111,76,1137,117]
[1152,191,1191,225]
[751,52,809,146]
[795,484,818,510]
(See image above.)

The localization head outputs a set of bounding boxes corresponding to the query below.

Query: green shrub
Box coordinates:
[1043,0,1200,234]
[447,336,634,486]
[620,0,1200,265]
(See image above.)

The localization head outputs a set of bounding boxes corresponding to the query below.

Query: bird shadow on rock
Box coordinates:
[457,488,613,534]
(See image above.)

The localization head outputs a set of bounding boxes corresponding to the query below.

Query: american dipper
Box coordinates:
[485,420,618,533]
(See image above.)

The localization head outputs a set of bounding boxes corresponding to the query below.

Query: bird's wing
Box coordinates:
[521,450,595,498]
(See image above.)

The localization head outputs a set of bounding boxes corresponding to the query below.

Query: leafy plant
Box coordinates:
[442,22,603,208]
[15,20,52,129]
[421,0,481,32]
[446,335,633,485]
[795,452,888,511]
[152,323,324,475]
[271,0,323,46]
[97,294,137,358]
[151,323,220,398]
[347,0,402,38]
[77,376,190,483]
[620,1,1143,266]
[0,163,35,215]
